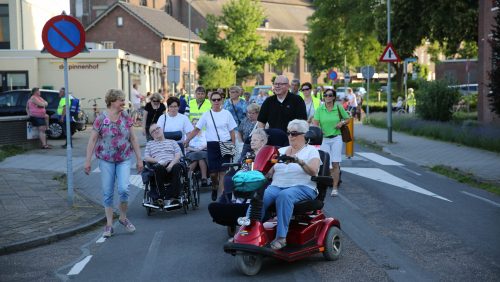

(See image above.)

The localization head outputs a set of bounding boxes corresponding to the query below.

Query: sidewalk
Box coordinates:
[0,128,146,255]
[354,123,500,184]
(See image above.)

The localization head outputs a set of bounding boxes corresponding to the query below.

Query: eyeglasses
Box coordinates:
[274,83,288,87]
[287,131,305,137]
[323,93,335,97]
[152,100,160,103]
[211,98,222,102]
[150,127,161,134]
[168,105,179,108]
[301,88,311,91]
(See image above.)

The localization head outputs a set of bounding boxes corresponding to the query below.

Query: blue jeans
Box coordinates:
[99,159,131,207]
[248,185,317,238]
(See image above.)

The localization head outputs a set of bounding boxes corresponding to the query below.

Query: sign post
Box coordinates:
[379,39,401,142]
[42,12,86,206]
[328,70,338,87]
[361,66,375,118]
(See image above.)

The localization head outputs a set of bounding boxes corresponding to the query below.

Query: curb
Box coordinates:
[0,213,105,256]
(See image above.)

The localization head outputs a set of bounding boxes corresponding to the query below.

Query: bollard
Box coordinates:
[345,118,354,158]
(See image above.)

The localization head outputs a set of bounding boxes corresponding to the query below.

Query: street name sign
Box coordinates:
[379,42,401,63]
[42,15,85,58]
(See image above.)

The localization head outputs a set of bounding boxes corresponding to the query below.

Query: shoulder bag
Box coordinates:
[337,105,352,143]
[209,110,236,158]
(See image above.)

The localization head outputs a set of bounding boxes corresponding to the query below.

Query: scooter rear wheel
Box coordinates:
[323,226,342,261]
[235,253,262,276]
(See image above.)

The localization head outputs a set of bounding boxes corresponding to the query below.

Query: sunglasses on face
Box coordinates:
[287,131,304,137]
[301,88,311,91]
[323,93,335,97]
[211,98,222,102]
[152,100,160,103]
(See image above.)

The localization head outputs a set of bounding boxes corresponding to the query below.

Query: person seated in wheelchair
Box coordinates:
[144,123,183,205]
[392,96,404,111]
[253,119,321,250]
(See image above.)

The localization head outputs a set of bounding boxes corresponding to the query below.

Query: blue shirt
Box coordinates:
[223,98,247,126]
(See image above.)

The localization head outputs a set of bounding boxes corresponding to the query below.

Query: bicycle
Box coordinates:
[128,102,144,127]
[87,97,101,122]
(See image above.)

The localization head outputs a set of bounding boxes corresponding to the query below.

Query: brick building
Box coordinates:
[83,1,204,94]
[435,59,478,85]
[478,1,500,124]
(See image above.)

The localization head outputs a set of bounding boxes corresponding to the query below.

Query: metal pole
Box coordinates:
[404,60,408,112]
[366,67,370,117]
[188,0,192,101]
[63,59,74,206]
[344,55,347,96]
[387,0,392,143]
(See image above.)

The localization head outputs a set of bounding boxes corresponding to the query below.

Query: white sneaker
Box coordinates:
[330,189,339,197]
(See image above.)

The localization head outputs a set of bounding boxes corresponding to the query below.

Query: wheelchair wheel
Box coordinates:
[190,172,201,209]
[143,184,153,216]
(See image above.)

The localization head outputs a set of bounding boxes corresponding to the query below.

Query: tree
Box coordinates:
[489,0,500,116]
[197,55,236,89]
[267,34,299,74]
[199,0,269,83]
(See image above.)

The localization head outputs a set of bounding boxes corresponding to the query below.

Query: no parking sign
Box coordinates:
[42,15,85,58]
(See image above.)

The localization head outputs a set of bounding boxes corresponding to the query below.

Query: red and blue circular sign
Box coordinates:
[42,15,85,59]
[328,70,338,81]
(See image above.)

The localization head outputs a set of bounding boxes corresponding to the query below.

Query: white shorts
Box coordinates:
[320,135,343,166]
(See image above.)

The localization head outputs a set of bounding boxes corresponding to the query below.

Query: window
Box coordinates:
[0,72,28,92]
[190,45,195,60]
[0,5,10,49]
[165,0,173,15]
[304,58,310,73]
[182,44,188,60]
[140,0,147,6]
[170,42,175,55]
[117,16,123,27]
[102,41,115,49]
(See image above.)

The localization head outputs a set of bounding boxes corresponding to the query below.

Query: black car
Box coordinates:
[0,89,85,139]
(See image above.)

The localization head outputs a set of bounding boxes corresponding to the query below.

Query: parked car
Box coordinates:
[0,89,85,139]
[334,87,352,101]
[250,85,272,102]
[448,84,478,95]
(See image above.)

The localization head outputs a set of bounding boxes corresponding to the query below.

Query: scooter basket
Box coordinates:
[232,170,267,197]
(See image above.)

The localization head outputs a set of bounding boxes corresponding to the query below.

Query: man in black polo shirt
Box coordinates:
[257,75,307,133]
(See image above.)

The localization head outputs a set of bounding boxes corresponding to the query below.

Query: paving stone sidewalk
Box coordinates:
[0,168,103,255]
[354,123,500,184]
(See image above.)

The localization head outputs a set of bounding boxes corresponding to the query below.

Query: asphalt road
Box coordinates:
[1,147,499,281]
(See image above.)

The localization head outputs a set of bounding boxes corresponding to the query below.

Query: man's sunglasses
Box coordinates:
[152,100,160,103]
[323,93,335,97]
[211,98,222,102]
[301,88,311,91]
[287,131,305,137]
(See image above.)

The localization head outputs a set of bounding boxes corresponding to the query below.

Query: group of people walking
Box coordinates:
[83,75,351,240]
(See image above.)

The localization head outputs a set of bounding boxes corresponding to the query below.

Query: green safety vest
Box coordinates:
[57,96,72,115]
[188,99,211,121]
[407,93,416,106]
[299,93,321,111]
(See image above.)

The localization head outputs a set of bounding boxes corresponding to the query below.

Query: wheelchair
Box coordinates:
[141,131,199,215]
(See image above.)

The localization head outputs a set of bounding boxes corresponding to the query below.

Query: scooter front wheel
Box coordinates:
[235,253,262,276]
[323,226,342,261]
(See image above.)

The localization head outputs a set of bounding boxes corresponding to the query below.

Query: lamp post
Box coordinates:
[188,0,192,101]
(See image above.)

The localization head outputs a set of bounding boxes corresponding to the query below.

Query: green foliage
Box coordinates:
[413,63,429,80]
[267,34,299,74]
[0,145,26,162]
[489,0,500,116]
[199,0,268,83]
[363,112,500,153]
[197,55,236,89]
[431,166,500,196]
[416,80,460,121]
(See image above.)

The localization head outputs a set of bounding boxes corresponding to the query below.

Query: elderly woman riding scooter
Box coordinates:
[256,119,321,250]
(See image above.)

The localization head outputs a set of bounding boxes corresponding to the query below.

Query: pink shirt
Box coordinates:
[27,96,47,118]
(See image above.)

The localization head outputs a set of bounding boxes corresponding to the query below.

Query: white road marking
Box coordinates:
[129,174,143,189]
[461,191,500,208]
[92,167,100,173]
[67,255,93,275]
[356,152,404,166]
[95,237,106,243]
[398,166,422,176]
[342,167,452,202]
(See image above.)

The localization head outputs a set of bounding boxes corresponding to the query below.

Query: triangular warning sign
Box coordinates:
[379,42,401,62]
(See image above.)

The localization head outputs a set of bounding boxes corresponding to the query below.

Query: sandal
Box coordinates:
[41,145,52,149]
[270,238,287,250]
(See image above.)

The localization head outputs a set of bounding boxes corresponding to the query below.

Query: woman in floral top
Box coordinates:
[84,89,143,238]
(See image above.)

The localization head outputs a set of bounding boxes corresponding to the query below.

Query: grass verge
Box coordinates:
[0,145,27,162]
[431,165,500,196]
[355,137,383,152]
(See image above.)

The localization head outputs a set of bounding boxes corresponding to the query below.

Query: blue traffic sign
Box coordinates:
[42,15,85,58]
[328,70,338,81]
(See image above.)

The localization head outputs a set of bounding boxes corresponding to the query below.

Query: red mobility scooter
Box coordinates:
[223,127,342,275]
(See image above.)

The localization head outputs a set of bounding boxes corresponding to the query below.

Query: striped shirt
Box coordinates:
[144,139,181,165]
